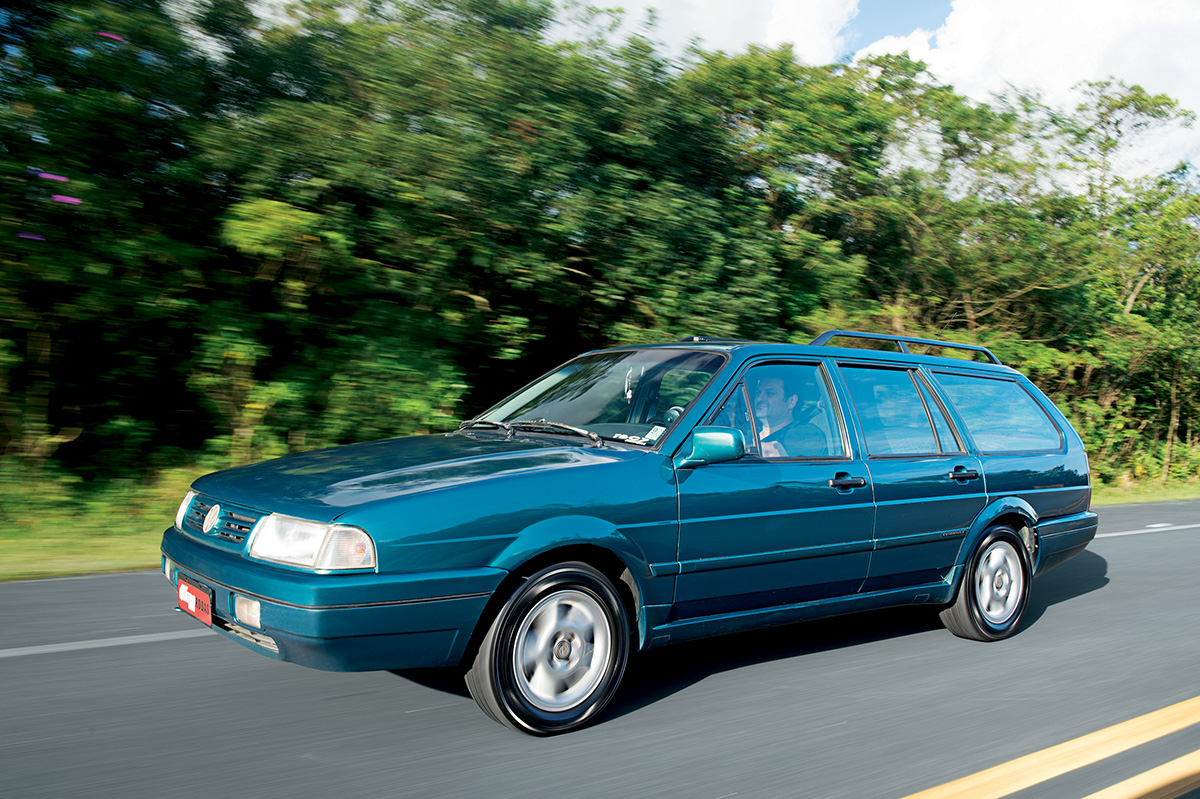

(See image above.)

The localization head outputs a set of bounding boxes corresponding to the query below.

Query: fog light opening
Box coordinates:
[234,595,261,629]
[162,557,174,583]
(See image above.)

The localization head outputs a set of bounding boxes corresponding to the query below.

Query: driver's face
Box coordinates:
[754,377,796,427]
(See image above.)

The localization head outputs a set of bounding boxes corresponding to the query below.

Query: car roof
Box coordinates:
[596,331,1018,375]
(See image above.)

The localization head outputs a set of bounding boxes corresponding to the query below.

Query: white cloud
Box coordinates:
[570,0,1200,172]
[599,0,858,64]
[854,0,1200,174]
[762,0,858,64]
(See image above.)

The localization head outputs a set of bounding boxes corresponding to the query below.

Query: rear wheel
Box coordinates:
[940,526,1031,641]
[466,562,629,734]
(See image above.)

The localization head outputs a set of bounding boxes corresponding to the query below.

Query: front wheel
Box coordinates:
[466,562,629,734]
[940,526,1031,641]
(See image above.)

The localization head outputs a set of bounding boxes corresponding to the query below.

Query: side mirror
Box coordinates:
[673,426,746,470]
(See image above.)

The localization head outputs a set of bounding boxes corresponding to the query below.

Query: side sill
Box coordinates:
[649,581,956,646]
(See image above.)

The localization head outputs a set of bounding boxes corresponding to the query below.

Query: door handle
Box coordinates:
[828,473,867,489]
[948,467,980,481]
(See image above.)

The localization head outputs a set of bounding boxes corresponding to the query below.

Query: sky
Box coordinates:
[606,0,1200,176]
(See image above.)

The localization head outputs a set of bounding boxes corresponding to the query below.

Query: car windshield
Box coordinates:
[474,349,727,446]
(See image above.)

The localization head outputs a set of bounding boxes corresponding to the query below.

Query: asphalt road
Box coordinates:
[3,501,1199,799]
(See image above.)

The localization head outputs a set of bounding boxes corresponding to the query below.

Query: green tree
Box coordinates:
[0,0,215,475]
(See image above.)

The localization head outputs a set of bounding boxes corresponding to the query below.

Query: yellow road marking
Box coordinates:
[900,695,1200,799]
[1081,749,1200,799]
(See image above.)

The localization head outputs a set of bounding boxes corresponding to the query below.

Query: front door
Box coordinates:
[674,361,875,619]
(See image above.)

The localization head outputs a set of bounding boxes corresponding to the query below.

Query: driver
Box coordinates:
[753,372,827,458]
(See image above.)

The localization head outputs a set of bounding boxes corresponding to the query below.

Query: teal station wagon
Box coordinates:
[161,331,1097,734]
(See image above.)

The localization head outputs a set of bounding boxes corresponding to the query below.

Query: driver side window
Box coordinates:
[711,363,843,459]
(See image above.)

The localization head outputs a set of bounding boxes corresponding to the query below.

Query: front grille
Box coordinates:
[183,497,266,544]
[221,511,258,540]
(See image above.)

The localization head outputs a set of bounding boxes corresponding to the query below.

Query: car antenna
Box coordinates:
[923,311,959,354]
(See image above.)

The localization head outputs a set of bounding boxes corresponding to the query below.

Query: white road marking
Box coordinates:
[403,703,459,714]
[17,571,153,583]
[1146,523,1173,528]
[1097,523,1200,539]
[0,629,214,659]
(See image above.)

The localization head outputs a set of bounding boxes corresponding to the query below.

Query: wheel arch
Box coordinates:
[459,516,653,666]
[958,497,1039,578]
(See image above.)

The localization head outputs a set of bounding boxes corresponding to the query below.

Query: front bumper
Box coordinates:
[161,526,506,671]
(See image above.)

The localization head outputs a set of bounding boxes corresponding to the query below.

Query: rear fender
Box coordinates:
[958,496,1039,571]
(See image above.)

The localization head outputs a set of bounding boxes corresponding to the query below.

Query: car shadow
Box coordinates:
[391,666,472,698]
[391,550,1110,722]
[609,550,1110,722]
[606,604,945,722]
[1020,549,1109,627]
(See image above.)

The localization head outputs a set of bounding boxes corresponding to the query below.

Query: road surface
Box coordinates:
[2,501,1199,798]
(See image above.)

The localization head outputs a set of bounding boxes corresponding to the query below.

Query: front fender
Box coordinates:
[486,514,675,652]
[490,515,661,597]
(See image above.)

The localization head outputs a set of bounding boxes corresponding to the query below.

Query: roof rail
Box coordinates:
[809,330,1001,364]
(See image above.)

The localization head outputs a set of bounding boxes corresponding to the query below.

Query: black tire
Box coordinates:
[465,562,629,734]
[940,526,1031,641]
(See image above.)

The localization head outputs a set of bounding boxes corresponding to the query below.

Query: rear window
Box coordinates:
[933,372,1063,453]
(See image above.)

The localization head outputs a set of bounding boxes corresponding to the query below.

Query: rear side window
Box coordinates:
[933,372,1063,453]
[840,366,940,456]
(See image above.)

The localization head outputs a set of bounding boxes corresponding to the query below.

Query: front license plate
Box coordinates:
[177,577,213,626]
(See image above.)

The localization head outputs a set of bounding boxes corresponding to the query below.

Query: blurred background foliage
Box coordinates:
[2,0,1199,507]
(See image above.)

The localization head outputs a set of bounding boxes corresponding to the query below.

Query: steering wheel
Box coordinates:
[661,405,685,425]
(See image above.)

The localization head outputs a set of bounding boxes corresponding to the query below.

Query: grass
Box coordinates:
[0,468,194,582]
[1090,480,1200,506]
[1,468,1197,582]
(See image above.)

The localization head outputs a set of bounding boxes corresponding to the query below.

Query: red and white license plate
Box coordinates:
[177,577,213,626]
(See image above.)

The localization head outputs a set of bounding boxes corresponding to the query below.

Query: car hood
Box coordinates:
[190,432,645,521]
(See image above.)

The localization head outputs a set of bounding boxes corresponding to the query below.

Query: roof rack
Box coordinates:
[809,330,1001,364]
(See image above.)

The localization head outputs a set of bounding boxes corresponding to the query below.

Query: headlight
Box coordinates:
[247,514,376,571]
[175,490,196,530]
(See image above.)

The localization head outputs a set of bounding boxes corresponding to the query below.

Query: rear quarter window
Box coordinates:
[933,372,1063,453]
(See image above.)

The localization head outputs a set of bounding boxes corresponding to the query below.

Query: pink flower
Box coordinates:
[18,232,47,241]
[97,32,125,41]
[38,172,69,182]
[51,195,82,205]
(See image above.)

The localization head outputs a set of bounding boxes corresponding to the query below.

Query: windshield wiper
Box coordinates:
[509,419,603,447]
[457,418,513,435]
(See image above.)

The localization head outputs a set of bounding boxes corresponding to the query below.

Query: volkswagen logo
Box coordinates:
[202,504,221,533]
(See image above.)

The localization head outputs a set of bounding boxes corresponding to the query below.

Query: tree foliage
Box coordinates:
[1,0,1198,485]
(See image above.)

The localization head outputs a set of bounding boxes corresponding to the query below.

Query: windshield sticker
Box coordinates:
[646,425,667,441]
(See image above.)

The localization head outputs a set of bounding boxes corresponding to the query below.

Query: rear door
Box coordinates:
[674,360,875,618]
[835,363,988,592]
